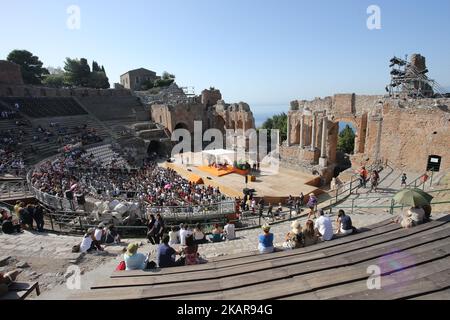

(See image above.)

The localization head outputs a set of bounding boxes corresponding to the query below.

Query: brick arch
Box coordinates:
[329,113,368,159]
[174,122,190,131]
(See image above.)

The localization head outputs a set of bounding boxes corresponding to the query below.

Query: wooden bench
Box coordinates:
[0,282,40,300]
[72,216,450,300]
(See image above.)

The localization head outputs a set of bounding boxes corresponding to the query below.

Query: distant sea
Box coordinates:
[252,104,353,132]
[252,104,289,128]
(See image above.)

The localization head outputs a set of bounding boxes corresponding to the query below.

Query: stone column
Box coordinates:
[299,115,304,148]
[286,116,290,147]
[310,114,316,151]
[374,116,383,163]
[318,116,323,151]
[319,115,328,167]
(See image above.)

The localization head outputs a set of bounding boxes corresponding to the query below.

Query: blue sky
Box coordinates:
[1,0,449,107]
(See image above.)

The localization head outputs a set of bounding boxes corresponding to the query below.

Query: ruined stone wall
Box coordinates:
[287,93,450,175]
[0,60,23,85]
[150,103,206,133]
[151,104,174,132]
[212,100,255,132]
[150,93,255,140]
[376,101,450,173]
[0,85,131,97]
[201,89,222,106]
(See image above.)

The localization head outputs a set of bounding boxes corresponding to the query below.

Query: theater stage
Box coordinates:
[197,165,236,177]
[163,152,321,201]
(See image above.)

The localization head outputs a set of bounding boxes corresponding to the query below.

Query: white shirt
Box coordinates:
[80,235,93,253]
[193,230,205,241]
[408,207,425,223]
[224,224,236,240]
[314,215,333,241]
[169,231,179,244]
[179,229,192,246]
[94,228,103,241]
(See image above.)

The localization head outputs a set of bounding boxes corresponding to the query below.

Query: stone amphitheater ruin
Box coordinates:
[1,53,450,301]
[1,55,449,226]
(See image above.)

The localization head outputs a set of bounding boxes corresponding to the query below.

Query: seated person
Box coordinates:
[157,234,184,268]
[302,220,319,247]
[123,243,151,270]
[179,223,192,246]
[104,224,121,244]
[168,226,179,245]
[94,223,106,243]
[19,205,34,230]
[208,224,224,242]
[283,220,303,249]
[276,203,283,214]
[183,234,206,265]
[223,221,236,240]
[1,216,22,234]
[336,210,356,235]
[80,228,104,253]
[193,223,207,244]
[314,209,334,241]
[307,194,318,219]
[258,224,275,254]
[401,206,426,228]
[421,204,432,222]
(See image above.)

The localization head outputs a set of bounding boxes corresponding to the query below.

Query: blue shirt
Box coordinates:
[157,243,176,268]
[258,233,274,248]
[124,252,147,270]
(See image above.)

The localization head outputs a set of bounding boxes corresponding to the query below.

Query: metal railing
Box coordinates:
[323,159,386,209]
[329,172,450,216]
[0,179,31,199]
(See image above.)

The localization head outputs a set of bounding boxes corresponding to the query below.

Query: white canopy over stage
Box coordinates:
[202,148,236,165]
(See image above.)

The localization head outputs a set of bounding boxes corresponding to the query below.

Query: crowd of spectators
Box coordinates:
[31,149,226,209]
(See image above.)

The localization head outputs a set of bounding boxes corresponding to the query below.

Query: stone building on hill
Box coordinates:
[120,68,158,91]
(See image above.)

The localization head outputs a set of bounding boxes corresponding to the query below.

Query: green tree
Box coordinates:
[7,49,49,85]
[88,71,110,89]
[92,61,101,72]
[141,79,154,90]
[337,124,356,154]
[261,112,287,142]
[161,71,175,80]
[42,73,66,88]
[63,57,91,87]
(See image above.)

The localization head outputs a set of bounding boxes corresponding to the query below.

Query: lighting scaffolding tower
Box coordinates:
[385,55,446,99]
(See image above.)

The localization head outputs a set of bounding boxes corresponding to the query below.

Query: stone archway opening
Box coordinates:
[174,122,189,131]
[334,121,357,175]
[174,122,189,130]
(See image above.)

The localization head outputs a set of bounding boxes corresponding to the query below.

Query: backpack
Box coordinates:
[115,261,126,271]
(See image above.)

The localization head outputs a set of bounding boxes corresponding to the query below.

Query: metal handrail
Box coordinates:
[333,199,450,210]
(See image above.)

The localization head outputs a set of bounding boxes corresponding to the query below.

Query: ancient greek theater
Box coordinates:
[1,0,450,308]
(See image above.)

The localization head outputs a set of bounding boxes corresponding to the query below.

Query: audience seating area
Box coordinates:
[0,97,88,118]
[83,144,128,167]
[0,115,110,164]
[78,96,147,121]
[72,215,450,300]
[0,103,21,119]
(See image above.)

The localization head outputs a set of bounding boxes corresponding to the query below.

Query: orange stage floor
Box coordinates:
[197,165,235,177]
